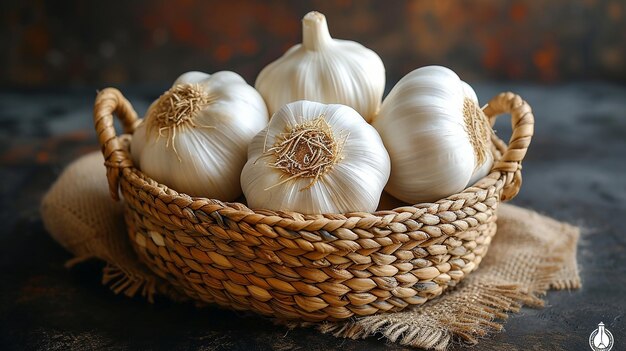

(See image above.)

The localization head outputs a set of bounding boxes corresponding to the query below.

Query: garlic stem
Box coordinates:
[302,11,332,51]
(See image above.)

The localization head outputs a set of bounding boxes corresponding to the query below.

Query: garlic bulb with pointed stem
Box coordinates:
[372,66,494,204]
[131,71,268,200]
[255,11,385,123]
[241,100,390,214]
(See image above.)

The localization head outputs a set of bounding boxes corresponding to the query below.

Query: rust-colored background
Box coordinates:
[2,0,625,87]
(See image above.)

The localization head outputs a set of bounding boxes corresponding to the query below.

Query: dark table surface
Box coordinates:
[1,82,625,350]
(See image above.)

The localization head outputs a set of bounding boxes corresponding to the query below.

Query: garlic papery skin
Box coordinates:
[241,100,390,214]
[255,11,385,123]
[372,66,493,204]
[462,81,494,187]
[131,71,268,200]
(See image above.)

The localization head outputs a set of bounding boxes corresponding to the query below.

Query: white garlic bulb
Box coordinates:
[372,66,493,204]
[241,100,390,214]
[131,71,269,200]
[255,11,385,123]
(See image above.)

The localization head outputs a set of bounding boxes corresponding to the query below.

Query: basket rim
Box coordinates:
[120,133,507,217]
[95,89,534,229]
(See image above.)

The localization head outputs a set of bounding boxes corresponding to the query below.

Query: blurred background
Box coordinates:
[2,0,625,89]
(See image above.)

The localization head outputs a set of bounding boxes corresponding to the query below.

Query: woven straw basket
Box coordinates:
[93,89,534,322]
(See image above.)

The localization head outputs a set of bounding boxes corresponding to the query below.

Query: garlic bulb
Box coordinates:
[372,66,493,204]
[241,100,390,214]
[131,71,268,200]
[255,11,385,123]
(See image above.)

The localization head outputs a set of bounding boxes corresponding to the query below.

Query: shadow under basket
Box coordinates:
[94,89,534,322]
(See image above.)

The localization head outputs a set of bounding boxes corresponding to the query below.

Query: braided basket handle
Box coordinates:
[483,92,535,201]
[94,88,140,201]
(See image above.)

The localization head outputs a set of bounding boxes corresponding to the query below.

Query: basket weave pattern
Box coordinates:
[94,90,534,321]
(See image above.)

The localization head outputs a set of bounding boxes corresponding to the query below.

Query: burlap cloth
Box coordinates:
[40,151,581,350]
